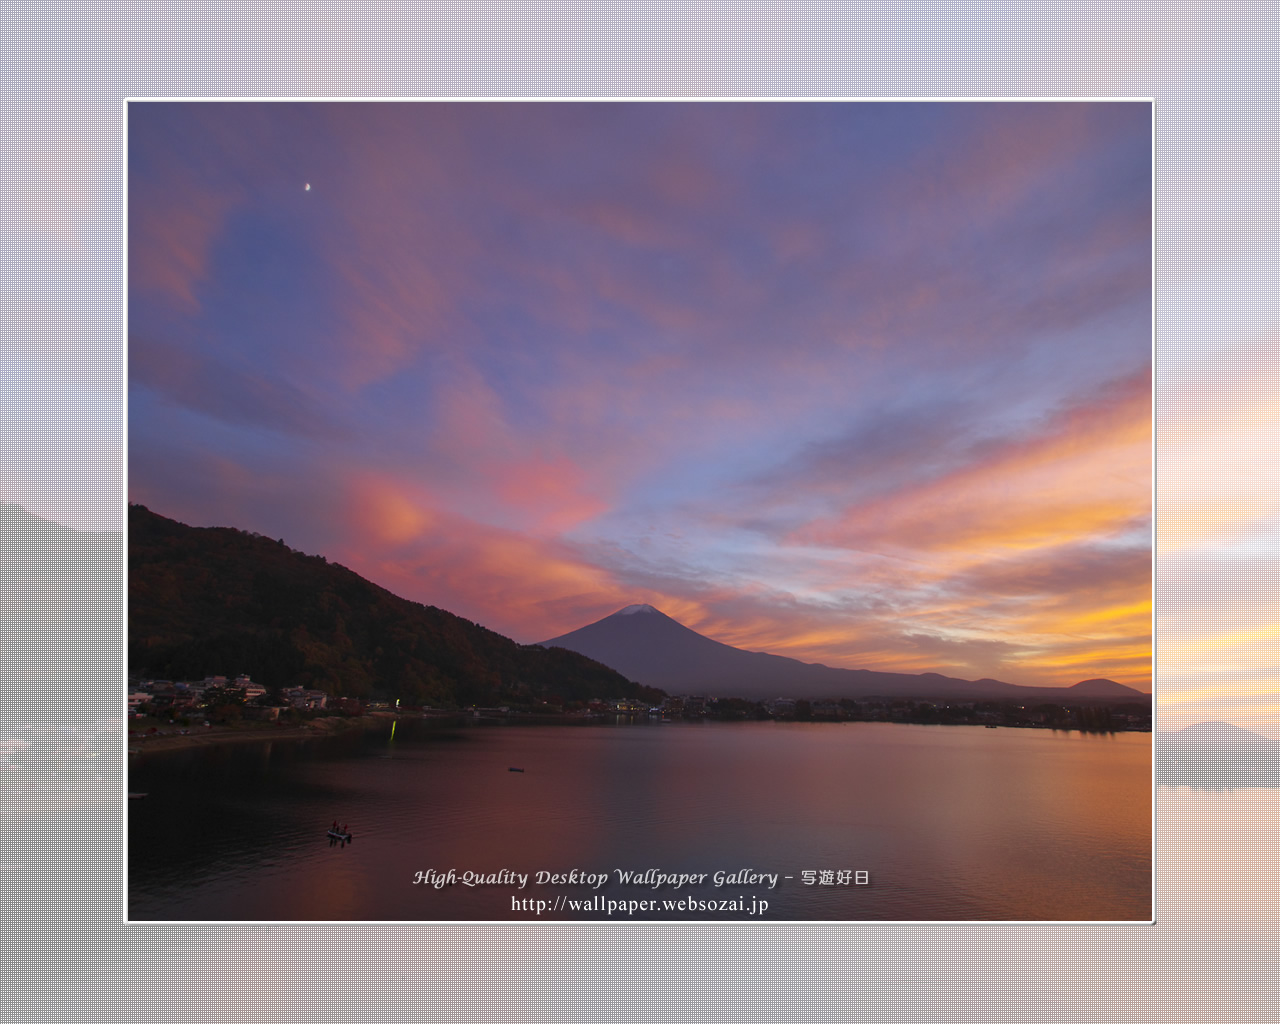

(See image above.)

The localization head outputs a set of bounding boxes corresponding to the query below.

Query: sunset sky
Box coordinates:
[127,101,1152,690]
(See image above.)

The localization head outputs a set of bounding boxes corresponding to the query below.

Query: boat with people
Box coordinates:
[327,822,354,842]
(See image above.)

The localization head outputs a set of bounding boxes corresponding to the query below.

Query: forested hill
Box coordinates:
[128,505,659,708]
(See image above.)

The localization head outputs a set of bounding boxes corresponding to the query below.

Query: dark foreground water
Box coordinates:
[128,719,1151,922]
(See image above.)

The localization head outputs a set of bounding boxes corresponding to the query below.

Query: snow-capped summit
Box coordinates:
[616,603,659,615]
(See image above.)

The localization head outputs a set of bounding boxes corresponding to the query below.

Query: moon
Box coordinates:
[304,183,311,191]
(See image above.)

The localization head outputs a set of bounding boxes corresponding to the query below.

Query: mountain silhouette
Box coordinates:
[1,503,121,707]
[541,604,1149,701]
[1161,721,1276,747]
[1066,677,1145,696]
[128,505,657,708]
[1157,721,1280,790]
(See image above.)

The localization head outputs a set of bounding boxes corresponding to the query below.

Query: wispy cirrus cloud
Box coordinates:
[128,102,1152,691]
[787,366,1150,557]
[128,180,238,313]
[128,333,345,442]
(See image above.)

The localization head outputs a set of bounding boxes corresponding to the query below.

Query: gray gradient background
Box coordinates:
[2,2,1277,1021]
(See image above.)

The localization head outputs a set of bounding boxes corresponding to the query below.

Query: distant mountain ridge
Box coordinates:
[1069,677,1145,696]
[1,503,122,704]
[1159,721,1278,747]
[1157,721,1280,791]
[541,604,1150,701]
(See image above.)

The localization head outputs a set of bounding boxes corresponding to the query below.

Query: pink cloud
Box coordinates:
[494,458,610,534]
[128,181,238,312]
[331,501,625,644]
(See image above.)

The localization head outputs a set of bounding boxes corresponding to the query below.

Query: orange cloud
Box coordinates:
[677,367,1153,687]
[754,555,1154,689]
[795,368,1151,558]
[348,475,436,545]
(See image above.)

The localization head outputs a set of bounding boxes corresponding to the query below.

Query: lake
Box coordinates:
[127,718,1151,922]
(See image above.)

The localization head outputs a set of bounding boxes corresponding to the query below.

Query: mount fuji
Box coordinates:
[539,604,1149,701]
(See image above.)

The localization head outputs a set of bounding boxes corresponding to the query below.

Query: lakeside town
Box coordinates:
[0,671,1150,801]
[126,672,1153,741]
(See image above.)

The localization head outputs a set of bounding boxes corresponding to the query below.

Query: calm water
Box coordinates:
[127,719,1151,922]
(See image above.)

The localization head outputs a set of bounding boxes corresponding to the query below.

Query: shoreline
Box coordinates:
[127,711,1151,757]
[127,712,403,755]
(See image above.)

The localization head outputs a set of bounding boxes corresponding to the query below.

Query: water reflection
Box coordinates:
[129,720,1150,922]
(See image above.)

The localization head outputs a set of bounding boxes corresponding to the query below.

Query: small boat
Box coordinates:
[327,828,354,841]
[985,724,998,729]
[507,767,525,773]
